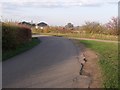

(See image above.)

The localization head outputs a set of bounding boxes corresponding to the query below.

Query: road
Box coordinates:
[2,36,90,88]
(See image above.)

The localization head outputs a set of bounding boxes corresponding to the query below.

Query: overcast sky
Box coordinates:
[0,0,119,26]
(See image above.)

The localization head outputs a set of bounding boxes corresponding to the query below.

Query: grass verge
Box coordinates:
[2,37,40,61]
[34,32,118,41]
[80,40,118,88]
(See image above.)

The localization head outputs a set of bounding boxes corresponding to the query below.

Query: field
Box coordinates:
[79,40,118,88]
[32,32,118,41]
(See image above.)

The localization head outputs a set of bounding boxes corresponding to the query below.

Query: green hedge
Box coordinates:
[2,23,32,51]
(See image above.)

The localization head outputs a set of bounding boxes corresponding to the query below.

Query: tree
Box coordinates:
[105,17,118,35]
[81,21,105,34]
[65,23,74,30]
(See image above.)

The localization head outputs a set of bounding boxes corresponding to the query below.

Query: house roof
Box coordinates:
[37,22,48,27]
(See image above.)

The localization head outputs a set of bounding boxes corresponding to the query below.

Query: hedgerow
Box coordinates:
[2,23,32,51]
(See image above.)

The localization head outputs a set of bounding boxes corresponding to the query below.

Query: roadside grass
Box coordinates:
[80,40,118,88]
[2,37,40,61]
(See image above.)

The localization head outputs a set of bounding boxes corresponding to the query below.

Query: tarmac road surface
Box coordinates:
[3,36,90,88]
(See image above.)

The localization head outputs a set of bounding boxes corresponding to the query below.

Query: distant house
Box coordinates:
[19,21,31,26]
[35,25,38,29]
[37,22,48,29]
[18,21,36,28]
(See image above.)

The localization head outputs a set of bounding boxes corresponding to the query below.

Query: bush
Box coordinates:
[2,23,32,51]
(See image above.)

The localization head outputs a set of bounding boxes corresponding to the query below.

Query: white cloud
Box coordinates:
[0,0,119,8]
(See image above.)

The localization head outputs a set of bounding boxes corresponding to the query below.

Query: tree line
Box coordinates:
[32,17,118,36]
[18,17,119,36]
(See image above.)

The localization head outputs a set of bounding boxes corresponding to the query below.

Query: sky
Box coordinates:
[0,0,119,26]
